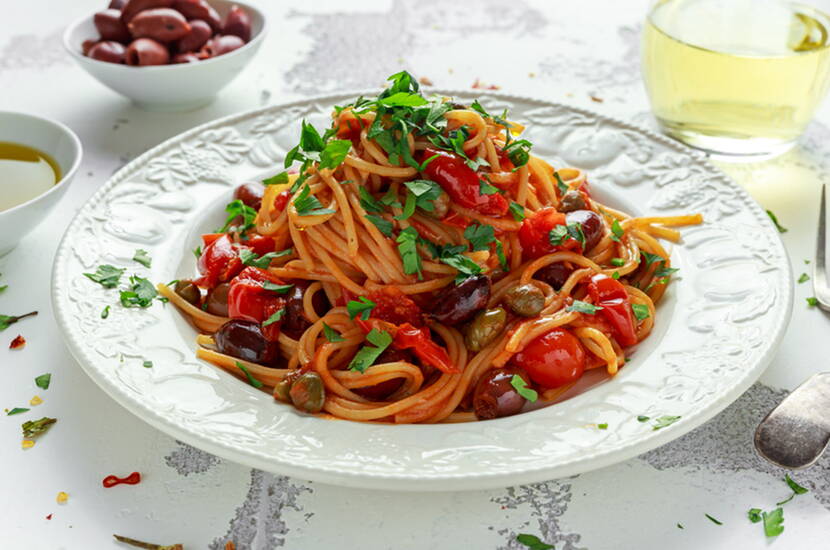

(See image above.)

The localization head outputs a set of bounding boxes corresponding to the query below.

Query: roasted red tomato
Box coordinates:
[273,189,291,214]
[511,327,585,388]
[368,286,424,327]
[227,267,288,341]
[419,146,509,217]
[518,207,583,259]
[393,323,458,374]
[587,273,637,347]
[196,234,243,289]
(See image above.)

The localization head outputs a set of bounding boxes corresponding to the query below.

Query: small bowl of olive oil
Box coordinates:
[0,111,82,257]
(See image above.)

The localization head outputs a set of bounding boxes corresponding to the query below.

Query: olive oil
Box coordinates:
[642,0,830,156]
[0,142,61,211]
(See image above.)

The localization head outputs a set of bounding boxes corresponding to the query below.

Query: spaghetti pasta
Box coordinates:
[164,71,702,424]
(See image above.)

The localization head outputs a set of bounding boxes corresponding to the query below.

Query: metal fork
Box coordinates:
[755,184,830,468]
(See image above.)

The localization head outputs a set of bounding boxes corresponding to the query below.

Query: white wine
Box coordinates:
[642,0,830,156]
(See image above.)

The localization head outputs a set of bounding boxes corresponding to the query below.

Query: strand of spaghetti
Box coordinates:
[573,327,619,375]
[501,310,580,358]
[449,204,522,231]
[625,214,703,227]
[446,109,487,151]
[302,282,324,323]
[515,164,530,206]
[541,382,576,402]
[343,154,418,178]
[345,186,408,280]
[626,284,656,339]
[320,170,360,258]
[528,155,557,206]
[484,135,501,169]
[519,252,602,285]
[196,347,288,386]
[158,283,228,332]
[643,224,681,242]
[306,238,365,295]
[440,411,477,423]
[306,220,385,282]
[360,126,395,167]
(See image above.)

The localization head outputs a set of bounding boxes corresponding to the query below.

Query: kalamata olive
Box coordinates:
[174,279,201,306]
[422,190,449,219]
[125,37,170,65]
[353,348,411,400]
[176,18,212,52]
[172,52,200,63]
[215,319,279,365]
[464,307,506,352]
[109,0,128,9]
[565,209,603,252]
[82,39,99,56]
[172,0,222,30]
[473,367,532,420]
[94,9,131,42]
[533,262,571,291]
[222,4,252,42]
[128,8,191,42]
[289,372,326,413]
[558,190,586,213]
[200,34,245,58]
[280,285,310,340]
[233,181,265,210]
[430,275,491,326]
[120,0,174,22]
[504,284,545,317]
[205,282,230,316]
[88,40,127,63]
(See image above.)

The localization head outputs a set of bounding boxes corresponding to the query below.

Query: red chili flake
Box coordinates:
[102,471,141,488]
[9,335,25,349]
[45,514,53,520]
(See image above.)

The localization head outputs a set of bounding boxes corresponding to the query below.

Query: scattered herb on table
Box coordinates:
[763,507,785,537]
[784,474,809,495]
[21,416,56,438]
[112,534,183,550]
[101,305,111,319]
[0,311,38,331]
[748,508,763,523]
[6,407,29,415]
[34,373,51,390]
[516,533,554,550]
[83,265,125,288]
[705,513,723,525]
[637,415,650,422]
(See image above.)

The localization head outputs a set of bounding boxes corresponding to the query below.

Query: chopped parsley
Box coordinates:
[610,219,624,242]
[641,251,664,266]
[193,246,202,258]
[610,258,625,267]
[34,373,51,390]
[219,199,257,233]
[132,249,152,268]
[359,186,385,213]
[549,223,585,250]
[101,305,110,319]
[6,407,29,416]
[262,171,289,185]
[347,296,376,320]
[611,271,620,280]
[652,415,681,430]
[632,303,650,321]
[748,508,763,523]
[766,210,788,233]
[705,513,723,525]
[396,226,423,278]
[22,416,56,438]
[807,297,819,307]
[479,179,500,195]
[397,179,443,220]
[503,139,532,168]
[322,322,344,342]
[510,375,538,402]
[597,423,608,430]
[509,201,526,221]
[0,311,37,332]
[566,300,603,315]
[83,265,125,288]
[318,139,352,171]
[763,507,785,537]
[262,281,294,294]
[236,362,264,389]
[515,533,554,550]
[119,276,157,308]
[294,184,336,216]
[348,329,393,373]
[798,273,810,284]
[553,171,569,196]
[677,523,684,529]
[785,474,808,495]
[142,360,153,368]
[440,252,482,283]
[637,415,650,422]
[239,249,285,269]
[262,309,286,326]
[366,214,394,236]
[0,285,6,295]
[464,223,496,251]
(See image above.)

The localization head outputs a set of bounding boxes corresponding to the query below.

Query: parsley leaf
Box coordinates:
[294,185,335,216]
[610,258,625,267]
[101,305,110,319]
[807,296,819,307]
[402,179,443,215]
[322,322,344,342]
[479,179,500,195]
[509,201,526,221]
[554,171,569,196]
[378,92,428,107]
[495,240,509,271]
[262,309,285,327]
[262,171,289,186]
[597,423,608,430]
[193,246,202,258]
[464,223,496,251]
[516,533,554,550]
[566,300,603,315]
[83,265,125,288]
[240,249,289,269]
[705,513,723,525]
[299,119,325,153]
[0,311,38,332]
[632,303,650,321]
[119,276,157,308]
[785,474,808,495]
[0,285,6,295]
[652,415,681,430]
[132,249,152,268]
[510,375,538,402]
[359,186,385,213]
[503,139,532,168]
[6,407,29,416]
[34,373,51,390]
[798,273,810,284]
[22,416,56,438]
[236,362,263,389]
[641,251,664,266]
[763,507,785,537]
[318,139,352,171]
[348,329,393,373]
[766,210,788,233]
[610,219,624,242]
[440,252,482,283]
[219,199,258,233]
[396,226,423,278]
[262,282,294,294]
[548,223,585,249]
[366,214,394,236]
[748,508,763,523]
[142,360,153,368]
[347,296,376,320]
[637,415,650,422]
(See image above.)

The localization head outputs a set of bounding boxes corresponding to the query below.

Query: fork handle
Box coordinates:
[755,372,830,469]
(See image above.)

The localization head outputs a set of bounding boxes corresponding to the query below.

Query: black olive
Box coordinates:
[430,275,491,326]
[205,283,230,317]
[473,367,532,420]
[233,182,265,211]
[534,262,572,291]
[214,319,280,365]
[565,210,603,252]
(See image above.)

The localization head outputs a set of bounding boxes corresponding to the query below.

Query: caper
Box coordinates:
[174,279,201,306]
[504,283,545,317]
[422,190,450,219]
[558,190,586,213]
[464,307,507,352]
[274,378,292,403]
[288,372,326,413]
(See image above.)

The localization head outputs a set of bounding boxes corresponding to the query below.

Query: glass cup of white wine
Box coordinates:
[642,0,830,159]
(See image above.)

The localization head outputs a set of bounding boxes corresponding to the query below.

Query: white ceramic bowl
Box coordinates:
[0,111,82,257]
[62,0,267,112]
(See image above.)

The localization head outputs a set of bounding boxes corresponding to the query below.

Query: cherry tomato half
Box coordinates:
[518,207,582,259]
[227,267,287,341]
[510,327,585,389]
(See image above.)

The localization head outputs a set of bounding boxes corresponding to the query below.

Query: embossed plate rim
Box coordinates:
[52,89,793,490]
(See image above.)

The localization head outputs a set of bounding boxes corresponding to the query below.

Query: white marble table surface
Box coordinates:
[3,0,830,548]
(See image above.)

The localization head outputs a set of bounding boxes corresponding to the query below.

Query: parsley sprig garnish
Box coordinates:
[0,311,38,332]
[348,329,393,373]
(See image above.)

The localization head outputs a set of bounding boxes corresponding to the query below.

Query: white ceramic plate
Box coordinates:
[52,91,792,491]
